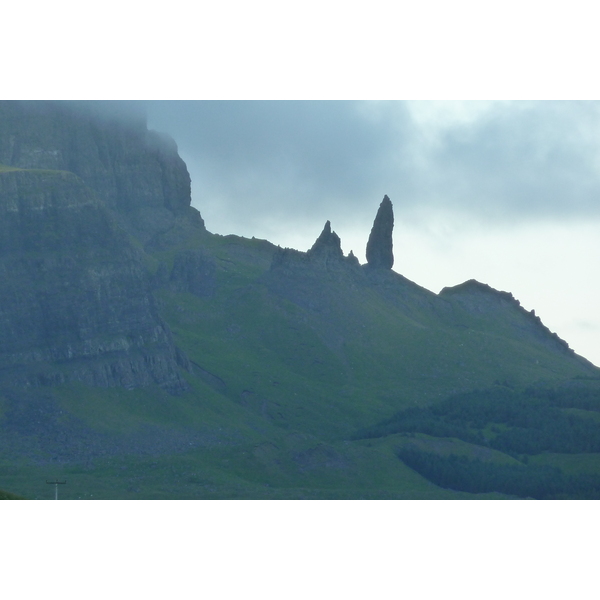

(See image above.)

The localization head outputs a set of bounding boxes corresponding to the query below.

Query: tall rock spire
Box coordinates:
[366,195,394,269]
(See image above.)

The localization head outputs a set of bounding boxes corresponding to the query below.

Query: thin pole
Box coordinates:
[46,480,66,500]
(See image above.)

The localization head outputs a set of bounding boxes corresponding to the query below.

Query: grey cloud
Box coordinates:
[58,100,148,124]
[143,101,600,237]
[145,101,418,231]
[147,101,410,187]
[422,101,600,222]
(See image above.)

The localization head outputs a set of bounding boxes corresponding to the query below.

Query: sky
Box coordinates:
[4,1,598,372]
[145,100,600,368]
[5,0,599,588]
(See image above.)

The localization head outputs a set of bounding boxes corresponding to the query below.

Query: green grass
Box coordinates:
[2,230,598,499]
[0,437,511,500]
[0,163,76,177]
[529,453,600,476]
[0,163,21,172]
[0,487,25,499]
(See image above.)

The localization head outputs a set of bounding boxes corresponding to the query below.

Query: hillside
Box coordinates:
[0,101,598,500]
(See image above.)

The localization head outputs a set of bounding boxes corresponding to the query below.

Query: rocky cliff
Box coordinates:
[0,101,203,245]
[0,102,196,393]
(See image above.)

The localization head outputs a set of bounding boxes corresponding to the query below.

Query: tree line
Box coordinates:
[353,385,600,456]
[396,445,600,499]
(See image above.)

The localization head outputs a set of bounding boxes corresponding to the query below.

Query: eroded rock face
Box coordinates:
[168,250,216,297]
[271,220,359,278]
[0,101,201,243]
[366,195,394,269]
[0,168,189,393]
[0,101,203,393]
[308,221,344,262]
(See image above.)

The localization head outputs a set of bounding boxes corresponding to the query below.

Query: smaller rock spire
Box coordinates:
[366,195,394,269]
[309,220,343,258]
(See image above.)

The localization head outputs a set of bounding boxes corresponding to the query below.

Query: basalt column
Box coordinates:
[366,195,394,269]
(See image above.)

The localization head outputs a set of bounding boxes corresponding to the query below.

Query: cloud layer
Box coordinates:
[142,101,600,366]
[145,101,600,240]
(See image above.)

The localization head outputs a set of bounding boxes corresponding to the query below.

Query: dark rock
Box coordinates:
[270,221,347,276]
[168,250,216,297]
[270,247,306,273]
[0,101,202,244]
[366,195,394,269]
[0,168,189,393]
[346,250,360,267]
[308,220,343,259]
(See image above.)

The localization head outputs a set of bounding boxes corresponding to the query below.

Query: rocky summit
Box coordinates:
[1,101,599,500]
[309,221,343,256]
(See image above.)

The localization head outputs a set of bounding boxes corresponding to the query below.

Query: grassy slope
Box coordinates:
[158,233,592,418]
[2,231,598,499]
[136,234,600,497]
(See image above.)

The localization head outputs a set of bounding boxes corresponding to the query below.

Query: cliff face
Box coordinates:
[0,101,202,244]
[0,110,193,393]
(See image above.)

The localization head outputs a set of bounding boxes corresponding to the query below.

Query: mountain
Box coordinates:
[1,101,599,500]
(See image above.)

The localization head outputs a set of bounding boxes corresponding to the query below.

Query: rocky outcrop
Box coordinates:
[308,221,343,259]
[0,101,203,244]
[439,279,580,359]
[0,168,189,393]
[0,101,203,393]
[266,222,366,325]
[346,250,359,267]
[306,220,346,269]
[366,195,394,269]
[167,250,216,297]
[271,220,359,276]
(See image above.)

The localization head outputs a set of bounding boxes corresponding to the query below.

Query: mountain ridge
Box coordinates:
[0,100,598,500]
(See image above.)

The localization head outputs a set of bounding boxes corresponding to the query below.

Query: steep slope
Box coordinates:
[150,216,598,441]
[439,279,581,359]
[0,101,209,395]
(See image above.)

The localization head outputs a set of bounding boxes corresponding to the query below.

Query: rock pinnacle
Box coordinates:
[366,195,394,269]
[309,220,343,258]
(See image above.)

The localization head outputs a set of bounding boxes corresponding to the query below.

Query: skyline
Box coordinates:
[145,101,600,367]
[4,0,599,588]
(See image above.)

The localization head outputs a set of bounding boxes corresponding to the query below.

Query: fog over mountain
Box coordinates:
[140,101,600,366]
[2,98,598,505]
[4,0,599,590]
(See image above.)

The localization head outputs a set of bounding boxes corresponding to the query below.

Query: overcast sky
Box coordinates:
[144,101,600,367]
[7,0,600,576]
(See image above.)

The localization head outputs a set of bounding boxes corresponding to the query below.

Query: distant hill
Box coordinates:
[0,101,598,500]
